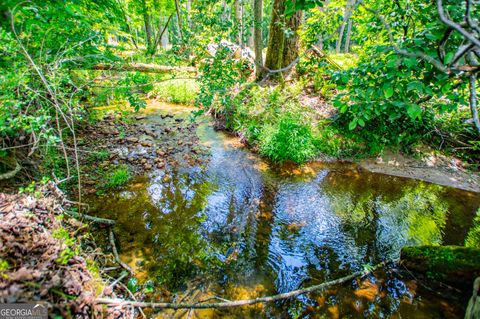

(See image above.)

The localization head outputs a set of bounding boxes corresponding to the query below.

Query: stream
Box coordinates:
[85,104,480,318]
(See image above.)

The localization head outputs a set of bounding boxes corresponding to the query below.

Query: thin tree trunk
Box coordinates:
[345,18,353,53]
[174,0,184,42]
[336,23,346,53]
[264,0,285,71]
[469,73,480,134]
[186,0,193,29]
[336,0,352,53]
[253,0,264,79]
[282,10,302,70]
[161,23,170,49]
[117,0,138,49]
[154,14,173,50]
[234,0,243,45]
[142,0,153,54]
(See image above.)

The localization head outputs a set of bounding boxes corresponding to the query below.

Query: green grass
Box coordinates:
[150,79,199,105]
[87,150,110,163]
[104,165,130,188]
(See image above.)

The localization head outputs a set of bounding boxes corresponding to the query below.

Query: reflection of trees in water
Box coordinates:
[90,170,215,289]
[321,171,450,259]
[142,170,215,288]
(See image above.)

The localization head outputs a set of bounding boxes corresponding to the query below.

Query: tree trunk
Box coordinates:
[174,0,184,42]
[234,0,243,45]
[253,0,264,79]
[186,0,193,29]
[154,14,173,51]
[248,0,254,48]
[161,23,170,49]
[336,0,354,53]
[345,18,353,53]
[282,10,302,70]
[142,0,154,54]
[264,0,285,71]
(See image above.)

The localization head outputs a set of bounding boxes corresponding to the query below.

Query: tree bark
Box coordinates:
[264,0,285,71]
[142,0,154,54]
[282,10,302,70]
[345,18,353,53]
[248,0,254,49]
[174,0,184,42]
[469,73,480,134]
[336,0,353,53]
[233,0,243,45]
[186,0,193,29]
[253,0,264,79]
[154,14,173,50]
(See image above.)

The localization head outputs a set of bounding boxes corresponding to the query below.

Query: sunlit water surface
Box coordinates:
[86,106,480,318]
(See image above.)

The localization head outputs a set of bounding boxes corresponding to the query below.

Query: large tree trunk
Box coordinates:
[142,0,154,54]
[282,10,302,70]
[253,0,264,79]
[264,0,285,71]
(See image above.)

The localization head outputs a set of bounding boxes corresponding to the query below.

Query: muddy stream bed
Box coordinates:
[85,103,480,318]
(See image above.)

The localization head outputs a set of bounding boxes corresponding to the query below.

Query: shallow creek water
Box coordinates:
[86,105,480,318]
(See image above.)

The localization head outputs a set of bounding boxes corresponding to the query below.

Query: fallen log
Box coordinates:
[88,63,197,74]
[66,210,116,225]
[400,245,480,288]
[96,260,394,309]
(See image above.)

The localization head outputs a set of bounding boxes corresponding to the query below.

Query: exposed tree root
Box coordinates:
[0,161,21,181]
[96,260,395,309]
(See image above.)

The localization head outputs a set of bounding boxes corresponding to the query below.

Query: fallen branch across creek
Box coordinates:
[96,260,396,309]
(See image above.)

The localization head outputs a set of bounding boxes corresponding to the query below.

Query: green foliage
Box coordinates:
[259,115,317,163]
[52,226,78,265]
[196,46,246,115]
[104,165,130,188]
[127,277,139,293]
[87,150,110,163]
[150,79,199,105]
[465,210,480,248]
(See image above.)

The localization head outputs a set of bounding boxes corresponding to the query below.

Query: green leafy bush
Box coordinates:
[259,115,317,163]
[150,79,199,105]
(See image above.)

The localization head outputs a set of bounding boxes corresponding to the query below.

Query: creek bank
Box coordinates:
[359,151,480,192]
[75,103,210,194]
[0,183,120,317]
[400,245,480,289]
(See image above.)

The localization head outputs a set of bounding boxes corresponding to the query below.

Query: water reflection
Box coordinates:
[85,124,480,318]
